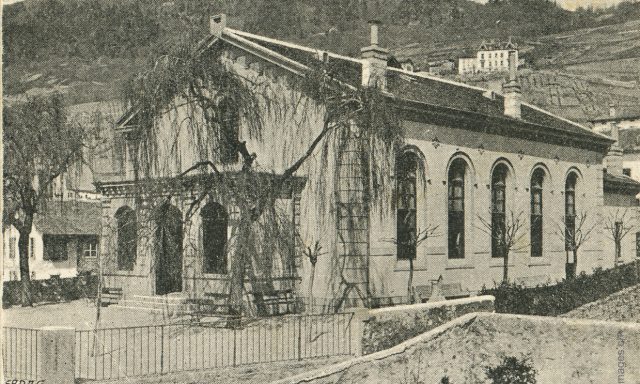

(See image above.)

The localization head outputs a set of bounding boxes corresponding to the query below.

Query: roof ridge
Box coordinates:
[387,67,488,92]
[225,28,363,64]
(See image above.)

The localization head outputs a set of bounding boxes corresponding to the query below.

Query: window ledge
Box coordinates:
[445,264,475,270]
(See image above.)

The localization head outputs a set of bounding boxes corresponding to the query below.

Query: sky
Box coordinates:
[0,0,634,10]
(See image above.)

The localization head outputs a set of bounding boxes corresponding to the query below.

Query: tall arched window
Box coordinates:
[530,169,545,257]
[565,173,578,251]
[491,164,508,258]
[201,202,228,274]
[448,159,466,259]
[115,206,137,271]
[396,152,418,260]
[218,96,240,164]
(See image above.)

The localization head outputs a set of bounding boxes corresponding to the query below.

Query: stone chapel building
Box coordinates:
[95,15,639,312]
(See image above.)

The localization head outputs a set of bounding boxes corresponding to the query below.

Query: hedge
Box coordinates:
[3,272,99,308]
[481,261,640,316]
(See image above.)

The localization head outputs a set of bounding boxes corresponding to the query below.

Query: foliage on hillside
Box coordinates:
[4,0,640,106]
[481,260,640,316]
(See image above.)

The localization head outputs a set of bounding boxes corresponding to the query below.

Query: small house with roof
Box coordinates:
[94,16,637,313]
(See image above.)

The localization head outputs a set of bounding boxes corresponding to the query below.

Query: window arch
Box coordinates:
[565,172,578,251]
[530,168,545,257]
[396,152,418,260]
[491,164,509,258]
[201,202,228,274]
[115,206,137,271]
[448,159,466,259]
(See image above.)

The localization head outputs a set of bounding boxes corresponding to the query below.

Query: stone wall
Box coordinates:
[275,312,640,384]
[361,296,495,354]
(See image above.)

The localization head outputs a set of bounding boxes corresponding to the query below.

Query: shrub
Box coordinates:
[2,272,99,308]
[481,260,639,316]
[485,356,536,384]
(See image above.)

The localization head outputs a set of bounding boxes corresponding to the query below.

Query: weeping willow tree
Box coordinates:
[122,36,404,316]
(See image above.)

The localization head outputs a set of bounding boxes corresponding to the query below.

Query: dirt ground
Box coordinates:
[562,284,640,323]
[3,300,184,329]
[86,356,347,384]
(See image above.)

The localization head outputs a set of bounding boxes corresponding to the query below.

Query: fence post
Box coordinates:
[297,315,303,361]
[38,327,75,384]
[233,327,237,367]
[160,325,165,375]
[349,308,368,357]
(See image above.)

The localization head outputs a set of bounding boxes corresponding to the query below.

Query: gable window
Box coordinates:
[83,238,98,259]
[116,206,137,271]
[201,202,228,274]
[218,96,240,164]
[565,173,578,251]
[43,235,68,261]
[448,159,466,259]
[9,237,16,259]
[491,164,508,258]
[530,169,544,257]
[636,232,640,259]
[623,168,631,177]
[396,152,418,260]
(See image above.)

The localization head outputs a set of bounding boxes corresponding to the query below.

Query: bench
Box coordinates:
[189,292,233,320]
[259,289,297,315]
[413,281,470,303]
[101,287,123,307]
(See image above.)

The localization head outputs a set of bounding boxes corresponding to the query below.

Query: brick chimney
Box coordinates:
[502,50,521,119]
[605,102,624,176]
[361,20,389,89]
[210,14,227,37]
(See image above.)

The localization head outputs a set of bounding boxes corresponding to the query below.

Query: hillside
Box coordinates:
[563,284,640,323]
[3,0,640,123]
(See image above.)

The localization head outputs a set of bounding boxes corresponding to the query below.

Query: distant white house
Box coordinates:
[2,201,101,282]
[458,39,519,75]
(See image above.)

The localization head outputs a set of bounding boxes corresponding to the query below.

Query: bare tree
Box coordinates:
[385,225,440,303]
[302,240,326,313]
[3,94,87,306]
[604,208,635,266]
[478,210,528,284]
[555,211,597,279]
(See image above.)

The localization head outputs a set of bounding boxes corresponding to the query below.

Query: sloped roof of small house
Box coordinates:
[35,201,101,236]
[603,171,640,194]
[116,25,613,152]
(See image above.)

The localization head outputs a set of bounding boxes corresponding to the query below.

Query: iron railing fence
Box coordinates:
[74,312,354,380]
[2,327,40,381]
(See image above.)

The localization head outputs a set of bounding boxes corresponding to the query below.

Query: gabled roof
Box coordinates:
[35,201,101,236]
[115,26,612,151]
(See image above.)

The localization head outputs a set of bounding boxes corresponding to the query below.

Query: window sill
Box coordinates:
[528,258,551,267]
[445,264,475,270]
[489,263,515,268]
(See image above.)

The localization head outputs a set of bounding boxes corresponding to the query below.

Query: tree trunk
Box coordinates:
[408,257,415,304]
[17,212,34,307]
[308,263,316,314]
[502,249,509,284]
[615,238,621,266]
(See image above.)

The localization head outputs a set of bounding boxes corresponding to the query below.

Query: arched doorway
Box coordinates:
[154,203,183,295]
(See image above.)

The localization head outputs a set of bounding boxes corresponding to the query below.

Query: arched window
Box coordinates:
[396,152,418,260]
[491,164,508,258]
[201,202,228,274]
[565,173,578,251]
[448,159,466,259]
[115,206,137,271]
[218,96,240,164]
[530,169,545,257]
